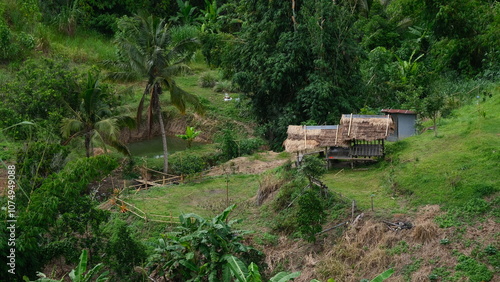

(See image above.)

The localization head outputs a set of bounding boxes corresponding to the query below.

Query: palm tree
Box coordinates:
[61,70,134,157]
[111,13,203,173]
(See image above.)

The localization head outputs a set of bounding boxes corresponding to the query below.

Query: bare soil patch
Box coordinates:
[206,151,292,176]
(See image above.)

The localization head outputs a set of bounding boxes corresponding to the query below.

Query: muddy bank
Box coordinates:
[120,113,214,144]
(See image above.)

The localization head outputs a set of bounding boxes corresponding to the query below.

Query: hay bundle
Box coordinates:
[339,114,395,142]
[317,126,342,147]
[283,125,321,152]
[284,125,343,152]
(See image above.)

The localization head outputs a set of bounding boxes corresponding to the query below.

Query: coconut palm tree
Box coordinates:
[110,13,203,173]
[61,70,134,157]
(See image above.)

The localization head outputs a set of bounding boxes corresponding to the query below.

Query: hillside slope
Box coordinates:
[121,84,499,281]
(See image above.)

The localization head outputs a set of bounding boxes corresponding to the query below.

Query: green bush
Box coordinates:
[104,219,147,280]
[147,205,263,281]
[239,138,265,156]
[474,184,498,197]
[169,153,207,175]
[254,232,279,247]
[218,128,239,161]
[435,198,493,227]
[213,80,236,93]
[297,190,326,242]
[198,72,217,88]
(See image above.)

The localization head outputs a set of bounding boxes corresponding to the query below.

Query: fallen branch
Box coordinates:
[316,221,349,235]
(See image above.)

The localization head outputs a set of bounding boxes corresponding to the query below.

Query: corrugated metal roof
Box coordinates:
[305,125,338,130]
[381,109,417,114]
[341,114,389,119]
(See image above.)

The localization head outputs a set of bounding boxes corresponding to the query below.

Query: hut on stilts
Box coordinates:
[283,114,395,166]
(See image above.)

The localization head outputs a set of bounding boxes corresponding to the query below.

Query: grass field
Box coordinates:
[123,174,261,219]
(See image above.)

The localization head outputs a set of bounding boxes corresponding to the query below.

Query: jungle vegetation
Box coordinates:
[0,0,498,281]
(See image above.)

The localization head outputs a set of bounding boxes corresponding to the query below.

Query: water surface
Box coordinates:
[128,135,203,157]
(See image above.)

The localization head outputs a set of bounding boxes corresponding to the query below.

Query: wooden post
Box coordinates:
[351,200,356,221]
[303,125,307,149]
[335,125,339,145]
[385,114,390,136]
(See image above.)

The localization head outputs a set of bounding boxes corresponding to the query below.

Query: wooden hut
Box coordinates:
[283,114,395,164]
[334,114,394,158]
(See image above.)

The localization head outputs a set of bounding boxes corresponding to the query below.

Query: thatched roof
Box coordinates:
[283,125,341,152]
[339,114,395,142]
[283,115,395,152]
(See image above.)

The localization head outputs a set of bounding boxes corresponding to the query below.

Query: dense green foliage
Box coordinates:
[0,0,498,280]
[0,58,82,139]
[147,204,262,280]
[0,155,118,280]
[224,1,363,149]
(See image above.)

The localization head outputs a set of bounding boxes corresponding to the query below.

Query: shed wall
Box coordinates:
[397,114,416,139]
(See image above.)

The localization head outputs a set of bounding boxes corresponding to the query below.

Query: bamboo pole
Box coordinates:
[347,113,353,137]
[303,125,307,149]
[335,125,339,145]
[385,114,390,136]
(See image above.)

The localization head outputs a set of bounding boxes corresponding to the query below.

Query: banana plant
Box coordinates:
[176,126,201,148]
[27,249,109,282]
[224,255,301,282]
[394,49,424,84]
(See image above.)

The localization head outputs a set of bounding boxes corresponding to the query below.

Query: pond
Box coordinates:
[127,135,204,158]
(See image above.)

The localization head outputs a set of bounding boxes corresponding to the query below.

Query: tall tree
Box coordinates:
[226,0,363,149]
[61,70,134,157]
[111,13,203,173]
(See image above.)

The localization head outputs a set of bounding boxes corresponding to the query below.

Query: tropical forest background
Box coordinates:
[0,0,499,281]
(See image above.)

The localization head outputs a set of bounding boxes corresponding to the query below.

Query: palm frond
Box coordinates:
[167,80,205,115]
[115,115,136,129]
[94,118,119,141]
[61,118,84,138]
[161,64,192,78]
[108,139,132,157]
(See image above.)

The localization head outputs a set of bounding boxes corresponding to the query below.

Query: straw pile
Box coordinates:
[283,125,344,152]
[283,126,320,153]
[283,115,394,152]
[339,114,395,142]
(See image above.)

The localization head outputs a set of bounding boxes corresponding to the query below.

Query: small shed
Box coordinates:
[380,109,417,141]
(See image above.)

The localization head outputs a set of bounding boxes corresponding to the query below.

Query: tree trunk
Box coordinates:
[158,111,169,173]
[153,90,169,173]
[85,132,91,158]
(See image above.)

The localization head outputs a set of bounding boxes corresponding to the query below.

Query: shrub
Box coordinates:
[239,138,265,156]
[169,153,207,175]
[198,72,217,88]
[218,128,239,161]
[213,80,236,92]
[474,184,498,197]
[147,205,263,281]
[297,190,326,242]
[104,219,147,280]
